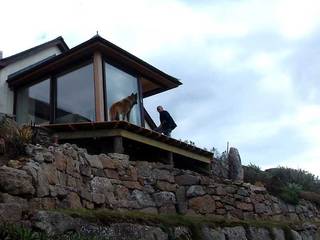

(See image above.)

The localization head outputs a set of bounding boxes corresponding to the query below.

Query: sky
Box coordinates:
[1,0,320,176]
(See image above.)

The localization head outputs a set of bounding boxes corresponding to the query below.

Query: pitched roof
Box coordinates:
[0,37,69,70]
[7,35,181,95]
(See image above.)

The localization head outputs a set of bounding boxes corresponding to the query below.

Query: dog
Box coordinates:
[109,93,138,122]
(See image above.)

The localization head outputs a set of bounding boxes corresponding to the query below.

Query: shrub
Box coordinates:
[266,167,320,194]
[0,116,33,158]
[278,183,302,205]
[243,163,271,186]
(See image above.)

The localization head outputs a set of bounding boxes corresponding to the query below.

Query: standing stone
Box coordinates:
[228,148,244,181]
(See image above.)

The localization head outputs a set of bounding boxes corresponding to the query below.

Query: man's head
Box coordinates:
[157,106,164,112]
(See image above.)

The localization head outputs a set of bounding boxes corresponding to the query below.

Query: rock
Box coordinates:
[237,188,250,197]
[254,203,271,214]
[131,190,156,207]
[114,185,130,200]
[99,154,115,169]
[0,203,22,223]
[80,223,167,240]
[176,186,187,214]
[227,148,244,181]
[123,181,143,190]
[189,195,215,214]
[272,228,286,240]
[0,193,28,211]
[290,230,302,240]
[63,192,82,209]
[119,166,138,181]
[152,169,174,183]
[92,193,105,204]
[247,227,272,240]
[216,185,227,196]
[236,202,253,211]
[250,185,266,193]
[7,159,23,169]
[37,170,50,197]
[43,152,54,163]
[105,169,119,179]
[32,211,78,236]
[108,153,130,161]
[202,227,226,240]
[156,181,177,192]
[175,174,200,185]
[42,163,58,185]
[222,226,247,240]
[186,185,206,197]
[174,226,193,240]
[153,191,176,207]
[34,152,45,163]
[0,166,35,195]
[79,164,91,177]
[91,177,113,195]
[137,161,153,179]
[85,154,103,169]
[54,151,67,171]
[29,197,56,210]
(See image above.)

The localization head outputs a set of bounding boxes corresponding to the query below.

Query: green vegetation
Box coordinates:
[244,164,320,205]
[0,116,33,158]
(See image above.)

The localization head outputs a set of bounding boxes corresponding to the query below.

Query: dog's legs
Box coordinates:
[126,111,131,122]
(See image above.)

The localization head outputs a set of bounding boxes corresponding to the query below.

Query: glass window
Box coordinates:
[105,63,141,126]
[16,79,50,124]
[56,64,95,123]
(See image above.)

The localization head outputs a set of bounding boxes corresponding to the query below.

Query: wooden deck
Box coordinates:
[43,121,213,172]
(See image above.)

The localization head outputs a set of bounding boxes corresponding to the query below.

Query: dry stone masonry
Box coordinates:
[0,143,319,239]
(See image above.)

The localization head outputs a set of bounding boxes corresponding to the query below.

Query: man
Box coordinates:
[154,106,177,137]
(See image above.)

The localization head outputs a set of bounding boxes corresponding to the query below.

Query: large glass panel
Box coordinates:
[16,79,50,124]
[56,64,95,123]
[105,63,141,125]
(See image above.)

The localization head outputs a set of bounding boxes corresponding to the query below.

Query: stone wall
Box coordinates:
[30,210,320,240]
[0,143,319,224]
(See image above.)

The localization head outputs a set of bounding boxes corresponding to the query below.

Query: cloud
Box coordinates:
[2,0,320,176]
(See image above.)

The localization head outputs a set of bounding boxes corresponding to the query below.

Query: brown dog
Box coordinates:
[109,93,138,122]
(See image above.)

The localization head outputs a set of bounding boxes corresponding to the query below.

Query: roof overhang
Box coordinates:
[7,36,182,97]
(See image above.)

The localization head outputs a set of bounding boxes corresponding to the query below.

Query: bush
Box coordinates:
[278,183,302,205]
[0,116,33,158]
[243,164,320,205]
[243,163,271,186]
[266,167,320,194]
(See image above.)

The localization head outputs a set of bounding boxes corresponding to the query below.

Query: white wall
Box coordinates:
[0,46,62,115]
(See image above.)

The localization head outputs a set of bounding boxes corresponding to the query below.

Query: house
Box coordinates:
[0,35,212,172]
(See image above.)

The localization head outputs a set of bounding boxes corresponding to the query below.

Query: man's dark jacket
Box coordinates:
[160,110,177,130]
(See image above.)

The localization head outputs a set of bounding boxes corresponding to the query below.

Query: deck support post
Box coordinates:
[113,136,124,154]
[167,152,174,166]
